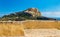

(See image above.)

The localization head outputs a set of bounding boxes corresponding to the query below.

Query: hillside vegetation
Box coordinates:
[0,8,56,21]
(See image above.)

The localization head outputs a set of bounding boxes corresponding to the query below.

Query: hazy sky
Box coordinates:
[0,0,60,18]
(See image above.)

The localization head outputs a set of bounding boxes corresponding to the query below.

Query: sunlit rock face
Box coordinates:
[25,8,41,17]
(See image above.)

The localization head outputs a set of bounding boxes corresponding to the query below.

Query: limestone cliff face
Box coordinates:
[25,8,41,17]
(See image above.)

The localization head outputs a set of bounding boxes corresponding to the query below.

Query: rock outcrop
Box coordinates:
[25,8,41,17]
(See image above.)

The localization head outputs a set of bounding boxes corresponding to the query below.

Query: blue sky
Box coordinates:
[0,0,60,18]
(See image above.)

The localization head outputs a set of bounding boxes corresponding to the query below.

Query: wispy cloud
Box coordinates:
[42,12,60,18]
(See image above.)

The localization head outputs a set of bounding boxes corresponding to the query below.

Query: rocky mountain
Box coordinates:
[24,8,41,17]
[0,8,56,21]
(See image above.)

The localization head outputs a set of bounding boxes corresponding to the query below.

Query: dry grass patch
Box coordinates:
[0,22,24,36]
[22,20,58,29]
